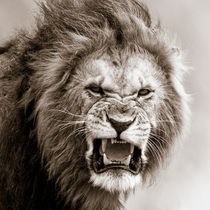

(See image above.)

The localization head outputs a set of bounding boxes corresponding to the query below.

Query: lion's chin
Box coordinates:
[90,169,142,192]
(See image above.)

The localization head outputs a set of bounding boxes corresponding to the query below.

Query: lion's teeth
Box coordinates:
[111,139,127,144]
[124,155,131,166]
[111,138,117,144]
[103,153,131,166]
[130,144,134,154]
[103,153,111,165]
[101,139,107,153]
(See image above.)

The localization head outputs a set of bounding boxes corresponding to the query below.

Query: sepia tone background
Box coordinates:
[0,0,209,209]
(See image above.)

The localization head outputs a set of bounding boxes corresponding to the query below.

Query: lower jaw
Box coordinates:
[92,162,141,175]
[89,168,142,192]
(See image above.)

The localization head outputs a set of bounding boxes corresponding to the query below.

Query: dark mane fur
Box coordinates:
[0,0,189,209]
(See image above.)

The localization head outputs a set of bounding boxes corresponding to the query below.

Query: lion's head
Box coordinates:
[0,0,189,209]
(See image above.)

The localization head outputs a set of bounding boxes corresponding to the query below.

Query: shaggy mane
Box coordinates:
[0,0,189,209]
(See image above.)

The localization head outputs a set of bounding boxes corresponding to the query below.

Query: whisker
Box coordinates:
[58,121,85,131]
[149,133,169,144]
[150,127,171,140]
[146,141,162,166]
[65,126,87,139]
[50,108,85,118]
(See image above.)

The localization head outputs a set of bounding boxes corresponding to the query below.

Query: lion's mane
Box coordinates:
[0,0,189,209]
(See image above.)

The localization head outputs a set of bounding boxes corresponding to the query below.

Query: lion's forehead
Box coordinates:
[80,53,163,96]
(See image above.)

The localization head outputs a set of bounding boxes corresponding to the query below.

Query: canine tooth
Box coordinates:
[125,155,131,166]
[103,153,111,165]
[101,139,107,153]
[130,144,134,154]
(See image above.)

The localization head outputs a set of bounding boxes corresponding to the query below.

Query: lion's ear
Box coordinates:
[169,46,190,83]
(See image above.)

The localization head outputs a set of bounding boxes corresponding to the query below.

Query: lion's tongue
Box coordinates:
[105,140,131,161]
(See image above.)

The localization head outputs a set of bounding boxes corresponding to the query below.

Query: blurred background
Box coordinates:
[0,0,209,209]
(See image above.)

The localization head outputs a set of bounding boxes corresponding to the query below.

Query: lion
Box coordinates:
[0,0,189,209]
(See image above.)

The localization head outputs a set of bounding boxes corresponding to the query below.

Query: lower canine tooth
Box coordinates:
[125,155,131,166]
[103,153,111,165]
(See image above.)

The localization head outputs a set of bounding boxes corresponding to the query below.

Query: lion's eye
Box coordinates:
[138,88,152,97]
[88,86,104,95]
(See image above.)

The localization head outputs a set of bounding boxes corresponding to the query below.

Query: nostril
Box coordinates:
[109,117,133,135]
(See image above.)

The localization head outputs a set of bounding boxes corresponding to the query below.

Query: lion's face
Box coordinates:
[36,43,186,197]
[69,51,167,192]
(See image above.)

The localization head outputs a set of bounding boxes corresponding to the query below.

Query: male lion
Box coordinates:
[0,0,189,209]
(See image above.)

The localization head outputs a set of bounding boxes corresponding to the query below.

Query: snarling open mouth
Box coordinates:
[91,138,142,175]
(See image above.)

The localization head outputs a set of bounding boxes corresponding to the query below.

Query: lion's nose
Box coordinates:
[108,117,134,135]
[106,101,136,134]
